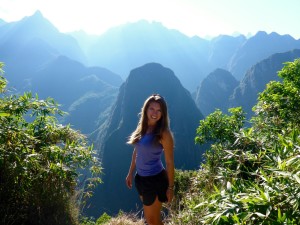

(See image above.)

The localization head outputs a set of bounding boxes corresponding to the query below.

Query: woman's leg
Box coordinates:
[143,196,163,225]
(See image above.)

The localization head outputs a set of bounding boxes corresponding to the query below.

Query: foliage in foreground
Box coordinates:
[0,62,102,225]
[170,59,300,224]
[80,212,144,225]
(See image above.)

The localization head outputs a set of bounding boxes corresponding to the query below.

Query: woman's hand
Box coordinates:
[166,188,174,203]
[126,173,133,189]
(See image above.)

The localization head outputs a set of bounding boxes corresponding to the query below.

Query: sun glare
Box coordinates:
[1,0,300,39]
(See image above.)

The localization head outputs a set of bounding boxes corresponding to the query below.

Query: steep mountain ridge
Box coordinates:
[0,11,86,67]
[195,68,238,116]
[197,49,300,119]
[87,63,205,217]
[208,35,246,68]
[228,31,300,79]
[0,11,123,134]
[2,11,300,93]
[30,55,122,134]
[229,49,300,118]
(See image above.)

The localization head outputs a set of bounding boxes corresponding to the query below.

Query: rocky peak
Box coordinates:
[195,68,238,116]
[88,63,205,216]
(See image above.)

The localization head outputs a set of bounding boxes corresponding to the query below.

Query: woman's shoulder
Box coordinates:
[161,129,174,141]
[161,129,174,150]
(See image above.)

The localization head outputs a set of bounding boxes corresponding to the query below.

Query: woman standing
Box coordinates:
[126,94,175,225]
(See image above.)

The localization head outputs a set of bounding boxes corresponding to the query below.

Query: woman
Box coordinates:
[126,94,175,225]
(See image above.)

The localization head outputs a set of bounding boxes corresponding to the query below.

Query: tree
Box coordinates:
[0,62,102,225]
[253,59,300,133]
[172,59,300,224]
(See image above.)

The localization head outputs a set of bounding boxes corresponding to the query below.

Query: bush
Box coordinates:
[170,59,300,224]
[96,213,111,224]
[0,63,102,225]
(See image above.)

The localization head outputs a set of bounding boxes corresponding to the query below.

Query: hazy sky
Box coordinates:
[1,0,300,39]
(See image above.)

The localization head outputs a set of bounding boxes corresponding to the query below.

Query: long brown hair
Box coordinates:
[127,94,170,145]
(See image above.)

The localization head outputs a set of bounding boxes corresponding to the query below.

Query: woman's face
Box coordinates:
[146,102,162,126]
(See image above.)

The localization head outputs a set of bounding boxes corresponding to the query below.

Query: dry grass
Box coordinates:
[102,209,175,225]
[103,214,145,225]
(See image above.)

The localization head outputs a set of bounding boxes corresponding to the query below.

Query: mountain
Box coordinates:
[0,10,86,74]
[1,38,59,91]
[228,31,300,79]
[86,20,212,91]
[0,11,123,134]
[68,30,99,56]
[81,25,300,92]
[65,88,118,135]
[195,68,239,116]
[86,63,205,217]
[208,35,246,69]
[29,55,122,134]
[3,12,300,94]
[2,10,300,218]
[229,49,300,119]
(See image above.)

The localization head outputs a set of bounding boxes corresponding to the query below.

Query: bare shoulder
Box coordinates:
[162,129,173,138]
[161,129,174,146]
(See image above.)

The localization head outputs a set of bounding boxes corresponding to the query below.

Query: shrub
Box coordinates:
[170,59,300,224]
[0,63,102,225]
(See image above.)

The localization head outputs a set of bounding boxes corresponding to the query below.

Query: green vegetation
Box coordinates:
[80,212,144,225]
[0,62,102,225]
[2,58,300,225]
[169,58,300,224]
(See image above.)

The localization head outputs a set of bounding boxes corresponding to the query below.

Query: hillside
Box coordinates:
[195,68,238,116]
[229,49,300,118]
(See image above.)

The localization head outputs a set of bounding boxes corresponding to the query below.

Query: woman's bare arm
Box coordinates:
[126,148,137,189]
[162,130,175,202]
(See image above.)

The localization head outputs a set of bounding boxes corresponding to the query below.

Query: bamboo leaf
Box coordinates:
[293,174,300,184]
[266,206,272,218]
[0,112,10,117]
[255,212,265,218]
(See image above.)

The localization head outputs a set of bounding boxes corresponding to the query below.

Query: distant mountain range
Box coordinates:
[229,49,300,118]
[1,11,300,93]
[30,55,122,133]
[1,10,300,217]
[0,11,122,134]
[73,24,300,91]
[196,49,300,118]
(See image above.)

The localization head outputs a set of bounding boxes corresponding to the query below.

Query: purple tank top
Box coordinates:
[135,133,164,176]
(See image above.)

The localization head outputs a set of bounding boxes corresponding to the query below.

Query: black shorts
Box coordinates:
[134,169,169,206]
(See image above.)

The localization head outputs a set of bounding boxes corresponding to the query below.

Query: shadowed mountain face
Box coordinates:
[229,49,300,119]
[86,63,205,217]
[228,31,300,79]
[29,56,122,134]
[196,49,300,119]
[195,68,238,116]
